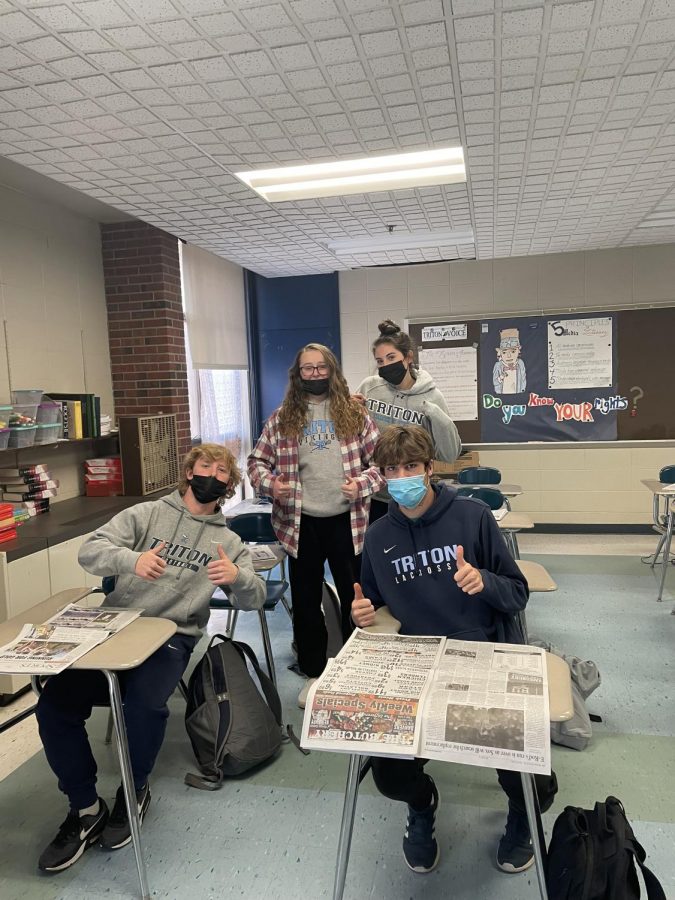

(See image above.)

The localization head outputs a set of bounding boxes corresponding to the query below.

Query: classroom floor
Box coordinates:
[0,535,673,900]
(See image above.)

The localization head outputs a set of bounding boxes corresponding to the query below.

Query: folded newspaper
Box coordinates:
[301,630,551,776]
[0,604,141,675]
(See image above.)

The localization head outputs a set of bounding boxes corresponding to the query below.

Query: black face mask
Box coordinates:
[378,360,408,386]
[301,378,330,396]
[189,474,230,505]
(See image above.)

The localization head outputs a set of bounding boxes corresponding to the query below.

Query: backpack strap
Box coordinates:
[626,835,667,900]
[183,771,223,791]
[231,639,283,727]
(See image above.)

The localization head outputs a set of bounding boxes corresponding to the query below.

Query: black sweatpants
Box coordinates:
[371,755,558,814]
[288,512,360,678]
[36,633,196,811]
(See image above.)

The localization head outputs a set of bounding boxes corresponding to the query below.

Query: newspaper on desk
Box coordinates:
[0,603,142,675]
[301,631,551,776]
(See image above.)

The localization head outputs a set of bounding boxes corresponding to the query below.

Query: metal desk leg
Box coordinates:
[333,754,363,900]
[657,506,673,603]
[103,670,150,900]
[521,772,548,900]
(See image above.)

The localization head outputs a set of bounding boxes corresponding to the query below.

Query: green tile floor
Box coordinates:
[0,550,672,899]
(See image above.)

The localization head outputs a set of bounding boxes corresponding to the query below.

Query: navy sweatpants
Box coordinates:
[36,634,196,810]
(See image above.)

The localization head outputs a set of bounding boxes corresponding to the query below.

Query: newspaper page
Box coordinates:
[0,624,105,675]
[44,603,141,633]
[420,641,550,775]
[301,630,444,756]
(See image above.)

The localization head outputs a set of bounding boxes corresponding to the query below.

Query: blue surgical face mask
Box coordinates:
[387,474,428,509]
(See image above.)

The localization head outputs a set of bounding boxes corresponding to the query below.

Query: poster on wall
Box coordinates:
[479,314,621,442]
[418,346,478,421]
[548,317,613,390]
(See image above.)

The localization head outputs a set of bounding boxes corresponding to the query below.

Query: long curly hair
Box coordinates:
[278,343,365,440]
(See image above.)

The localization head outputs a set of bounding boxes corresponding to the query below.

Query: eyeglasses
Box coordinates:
[299,364,330,376]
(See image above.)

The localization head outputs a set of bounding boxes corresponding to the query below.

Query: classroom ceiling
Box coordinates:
[0,0,674,277]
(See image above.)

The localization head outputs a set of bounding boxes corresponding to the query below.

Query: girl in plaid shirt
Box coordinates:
[248,343,383,707]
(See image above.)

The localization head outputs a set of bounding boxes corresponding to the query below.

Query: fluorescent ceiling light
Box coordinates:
[235,147,466,202]
[325,229,475,256]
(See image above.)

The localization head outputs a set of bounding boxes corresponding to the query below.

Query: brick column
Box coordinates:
[100,222,190,455]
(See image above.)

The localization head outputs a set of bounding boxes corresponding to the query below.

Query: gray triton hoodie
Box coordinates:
[78,490,266,638]
[357,368,462,463]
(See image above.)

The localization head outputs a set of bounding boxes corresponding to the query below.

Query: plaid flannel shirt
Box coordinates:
[247,408,384,558]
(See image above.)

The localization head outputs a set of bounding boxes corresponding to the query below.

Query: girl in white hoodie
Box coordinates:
[356,319,461,521]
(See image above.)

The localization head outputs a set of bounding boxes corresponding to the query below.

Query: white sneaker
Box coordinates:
[298,677,318,709]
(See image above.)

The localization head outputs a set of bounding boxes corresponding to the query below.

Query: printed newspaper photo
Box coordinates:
[301,632,551,776]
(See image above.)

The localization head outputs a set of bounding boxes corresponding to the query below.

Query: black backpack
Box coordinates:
[546,796,666,899]
[184,634,283,790]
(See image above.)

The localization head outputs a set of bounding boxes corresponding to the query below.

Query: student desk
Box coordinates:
[330,650,573,900]
[517,560,557,592]
[0,587,176,900]
[223,498,273,521]
[641,479,675,607]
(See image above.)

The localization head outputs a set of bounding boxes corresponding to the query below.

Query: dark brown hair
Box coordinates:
[372,319,417,371]
[373,425,435,469]
[179,443,240,502]
[278,342,366,440]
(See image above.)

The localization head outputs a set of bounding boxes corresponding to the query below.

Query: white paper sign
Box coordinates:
[547,317,613,390]
[421,323,468,342]
[418,346,478,421]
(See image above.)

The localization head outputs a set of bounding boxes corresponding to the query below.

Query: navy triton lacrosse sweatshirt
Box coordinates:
[360,483,528,642]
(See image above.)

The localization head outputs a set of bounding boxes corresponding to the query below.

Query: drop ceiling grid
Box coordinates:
[0,0,673,276]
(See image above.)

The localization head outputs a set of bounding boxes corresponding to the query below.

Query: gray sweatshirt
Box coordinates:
[356,368,462,462]
[78,490,266,638]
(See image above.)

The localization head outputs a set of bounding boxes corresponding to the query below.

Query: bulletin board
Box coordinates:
[407,307,674,444]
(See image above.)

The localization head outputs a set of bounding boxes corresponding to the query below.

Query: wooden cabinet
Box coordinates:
[47,532,100,594]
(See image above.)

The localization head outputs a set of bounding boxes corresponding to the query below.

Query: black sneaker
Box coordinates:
[402,779,440,873]
[38,799,109,872]
[497,803,534,873]
[100,784,151,850]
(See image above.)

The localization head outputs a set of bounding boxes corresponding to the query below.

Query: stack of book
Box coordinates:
[49,394,101,439]
[0,464,58,517]
[0,502,18,543]
[85,457,122,497]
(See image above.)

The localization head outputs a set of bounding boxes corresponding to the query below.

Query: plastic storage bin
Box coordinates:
[0,405,11,428]
[11,389,43,406]
[35,423,62,444]
[37,401,62,425]
[8,425,37,448]
[0,428,9,450]
[10,404,38,426]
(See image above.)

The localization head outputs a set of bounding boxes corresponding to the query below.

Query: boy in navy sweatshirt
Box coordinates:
[352,425,557,876]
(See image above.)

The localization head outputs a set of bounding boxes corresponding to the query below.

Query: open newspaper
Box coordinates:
[301,630,551,776]
[0,603,141,675]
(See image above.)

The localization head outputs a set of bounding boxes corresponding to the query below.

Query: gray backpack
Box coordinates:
[532,639,602,751]
[184,634,283,790]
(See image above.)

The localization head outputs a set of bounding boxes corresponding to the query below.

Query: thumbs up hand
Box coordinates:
[453,545,484,595]
[135,542,167,580]
[273,472,292,501]
[351,582,376,627]
[207,544,239,585]
[341,476,359,501]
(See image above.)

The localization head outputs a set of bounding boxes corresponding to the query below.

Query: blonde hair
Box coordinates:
[179,443,240,502]
[278,342,365,440]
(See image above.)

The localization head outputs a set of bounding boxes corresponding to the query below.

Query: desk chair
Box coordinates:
[649,465,675,601]
[457,486,525,559]
[458,466,502,485]
[331,607,574,900]
[211,512,290,687]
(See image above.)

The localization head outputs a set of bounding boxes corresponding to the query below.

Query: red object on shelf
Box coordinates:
[85,479,123,497]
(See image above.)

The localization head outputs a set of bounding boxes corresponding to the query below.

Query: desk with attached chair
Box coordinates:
[0,587,175,900]
[330,607,574,900]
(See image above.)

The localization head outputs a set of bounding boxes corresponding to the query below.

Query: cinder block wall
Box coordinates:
[339,245,675,526]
